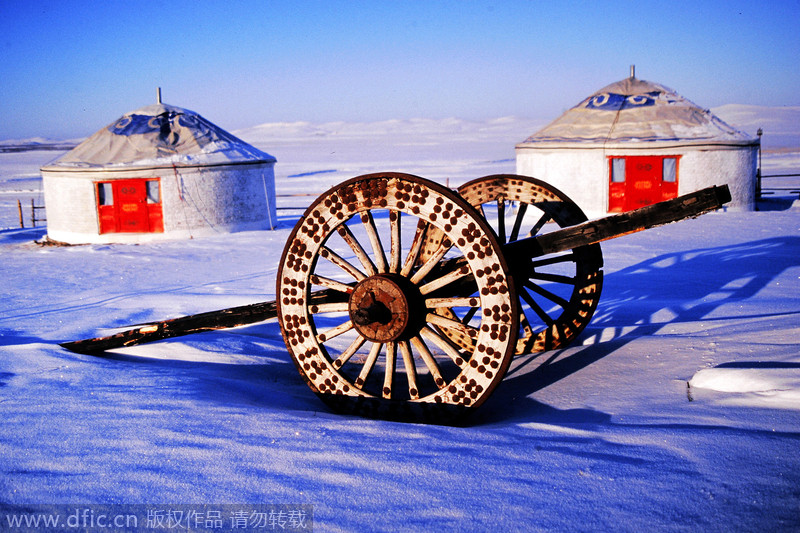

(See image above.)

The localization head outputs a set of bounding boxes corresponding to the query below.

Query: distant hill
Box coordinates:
[235,106,799,153]
[0,138,79,153]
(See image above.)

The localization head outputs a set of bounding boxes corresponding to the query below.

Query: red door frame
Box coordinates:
[96,178,164,234]
[608,155,680,212]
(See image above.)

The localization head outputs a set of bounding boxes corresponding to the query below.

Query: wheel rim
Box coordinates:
[457,174,603,355]
[277,173,518,416]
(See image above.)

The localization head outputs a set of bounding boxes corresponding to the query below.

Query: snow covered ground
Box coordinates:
[1,110,799,532]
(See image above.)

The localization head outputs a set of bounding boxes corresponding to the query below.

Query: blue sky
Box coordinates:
[1,0,798,140]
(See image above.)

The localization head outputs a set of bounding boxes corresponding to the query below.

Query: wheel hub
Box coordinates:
[348,275,421,342]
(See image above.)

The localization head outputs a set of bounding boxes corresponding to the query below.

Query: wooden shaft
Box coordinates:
[60,290,343,354]
[502,184,730,261]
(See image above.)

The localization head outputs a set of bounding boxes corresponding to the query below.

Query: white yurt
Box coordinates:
[515,70,759,216]
[41,99,277,244]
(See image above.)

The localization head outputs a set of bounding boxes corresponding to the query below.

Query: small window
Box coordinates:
[97,182,113,205]
[662,158,677,182]
[146,180,161,204]
[611,158,626,183]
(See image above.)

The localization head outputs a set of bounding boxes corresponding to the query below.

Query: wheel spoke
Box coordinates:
[418,264,472,295]
[400,219,429,277]
[409,335,445,388]
[528,212,552,237]
[410,238,453,285]
[423,296,480,309]
[420,326,467,369]
[525,280,570,308]
[529,272,577,285]
[383,341,396,398]
[461,306,479,325]
[319,246,367,281]
[426,312,479,340]
[332,334,367,369]
[519,287,554,326]
[530,252,576,268]
[316,319,354,343]
[361,211,388,274]
[389,210,402,273]
[356,341,382,388]
[509,202,528,242]
[516,312,537,353]
[310,274,355,294]
[337,224,377,276]
[542,320,567,351]
[496,197,506,242]
[399,340,419,399]
[309,302,350,314]
[519,312,535,337]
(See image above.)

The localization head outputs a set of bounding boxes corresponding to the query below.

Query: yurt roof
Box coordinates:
[42,102,276,171]
[518,76,758,147]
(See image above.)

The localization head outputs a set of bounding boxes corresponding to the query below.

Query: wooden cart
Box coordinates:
[63,173,730,422]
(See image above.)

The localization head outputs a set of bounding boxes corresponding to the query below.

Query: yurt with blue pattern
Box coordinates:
[41,101,276,244]
[516,73,759,216]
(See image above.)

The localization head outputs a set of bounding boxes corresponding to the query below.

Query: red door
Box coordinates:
[116,181,149,232]
[608,156,679,212]
[626,156,662,210]
[96,178,164,234]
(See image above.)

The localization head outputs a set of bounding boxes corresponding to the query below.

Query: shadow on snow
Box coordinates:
[54,236,800,425]
[481,236,800,423]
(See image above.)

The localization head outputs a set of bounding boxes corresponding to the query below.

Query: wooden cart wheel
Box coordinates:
[277,173,518,421]
[456,174,603,355]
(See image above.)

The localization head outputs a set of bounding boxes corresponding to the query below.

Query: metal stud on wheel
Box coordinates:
[276,173,518,419]
[457,174,603,355]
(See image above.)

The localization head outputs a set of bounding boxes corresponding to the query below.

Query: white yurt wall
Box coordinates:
[515,148,606,214]
[161,164,277,237]
[41,175,98,238]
